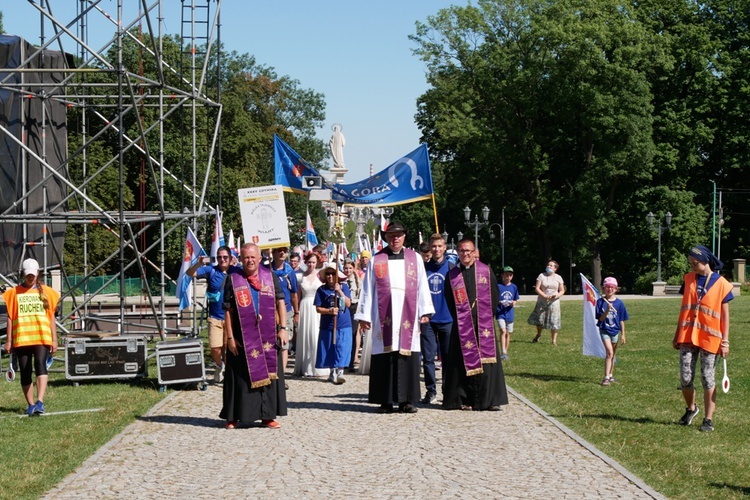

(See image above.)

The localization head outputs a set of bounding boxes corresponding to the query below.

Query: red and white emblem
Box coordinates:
[375,262,387,279]
[237,289,251,308]
[455,288,468,304]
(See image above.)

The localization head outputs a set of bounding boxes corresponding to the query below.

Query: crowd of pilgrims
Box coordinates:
[215,225,510,429]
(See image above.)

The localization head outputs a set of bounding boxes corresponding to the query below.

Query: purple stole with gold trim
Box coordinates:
[231,267,278,388]
[449,261,497,375]
[373,249,419,355]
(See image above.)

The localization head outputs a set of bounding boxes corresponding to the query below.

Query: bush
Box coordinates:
[634,271,657,294]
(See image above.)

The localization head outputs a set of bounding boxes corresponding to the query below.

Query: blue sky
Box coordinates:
[3,1,464,182]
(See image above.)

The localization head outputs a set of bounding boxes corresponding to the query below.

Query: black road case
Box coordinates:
[65,335,148,381]
[155,338,206,389]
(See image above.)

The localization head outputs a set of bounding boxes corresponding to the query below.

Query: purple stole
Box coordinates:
[449,261,497,375]
[230,267,278,388]
[373,248,419,356]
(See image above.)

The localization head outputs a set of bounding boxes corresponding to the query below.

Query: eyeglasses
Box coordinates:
[458,249,474,254]
[217,256,230,260]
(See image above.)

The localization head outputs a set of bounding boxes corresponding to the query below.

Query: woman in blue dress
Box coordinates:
[314,263,352,384]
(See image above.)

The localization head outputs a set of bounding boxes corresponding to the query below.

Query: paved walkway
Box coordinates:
[46,367,663,499]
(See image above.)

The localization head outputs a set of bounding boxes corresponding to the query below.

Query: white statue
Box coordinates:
[329,123,346,169]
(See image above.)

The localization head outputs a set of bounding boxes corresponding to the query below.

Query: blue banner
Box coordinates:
[274,135,434,207]
[274,135,320,194]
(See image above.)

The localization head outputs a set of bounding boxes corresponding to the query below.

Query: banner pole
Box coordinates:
[431,193,439,233]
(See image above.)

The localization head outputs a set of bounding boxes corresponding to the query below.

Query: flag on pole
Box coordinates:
[581,274,606,358]
[176,228,207,311]
[227,230,238,257]
[210,212,225,264]
[376,214,388,251]
[306,210,318,248]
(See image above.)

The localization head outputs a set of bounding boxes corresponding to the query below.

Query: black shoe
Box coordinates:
[699,418,714,432]
[399,403,418,414]
[376,404,394,414]
[486,405,502,411]
[679,405,700,426]
[420,392,437,405]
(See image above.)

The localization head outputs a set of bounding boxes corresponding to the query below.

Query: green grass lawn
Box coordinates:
[0,363,167,500]
[505,295,750,499]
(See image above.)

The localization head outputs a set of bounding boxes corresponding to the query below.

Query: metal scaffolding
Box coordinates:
[0,0,223,339]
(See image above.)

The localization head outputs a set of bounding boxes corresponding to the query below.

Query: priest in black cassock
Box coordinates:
[442,238,508,411]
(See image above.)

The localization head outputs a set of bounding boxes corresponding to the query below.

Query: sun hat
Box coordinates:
[22,258,40,277]
[318,262,346,281]
[602,277,618,288]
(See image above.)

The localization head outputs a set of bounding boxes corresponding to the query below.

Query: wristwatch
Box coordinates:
[277,326,288,331]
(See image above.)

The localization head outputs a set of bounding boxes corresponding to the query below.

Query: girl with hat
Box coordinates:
[596,277,629,386]
[314,263,352,384]
[2,259,60,416]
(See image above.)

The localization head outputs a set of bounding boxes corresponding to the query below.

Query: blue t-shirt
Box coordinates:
[195,265,228,320]
[425,258,453,323]
[595,297,630,336]
[495,282,520,322]
[314,283,352,331]
[266,261,299,312]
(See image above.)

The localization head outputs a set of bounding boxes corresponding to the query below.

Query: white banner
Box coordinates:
[238,184,290,250]
[581,274,606,358]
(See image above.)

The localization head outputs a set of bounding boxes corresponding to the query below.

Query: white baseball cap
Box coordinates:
[22,258,40,276]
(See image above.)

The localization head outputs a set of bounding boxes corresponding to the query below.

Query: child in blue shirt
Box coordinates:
[596,276,629,386]
[496,266,520,361]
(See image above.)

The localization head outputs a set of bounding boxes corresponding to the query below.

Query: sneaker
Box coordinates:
[214,363,224,383]
[500,353,509,361]
[420,392,437,404]
[335,370,346,385]
[25,404,35,417]
[33,400,45,415]
[699,418,714,432]
[327,371,337,384]
[679,405,700,426]
[607,376,617,384]
[601,378,611,386]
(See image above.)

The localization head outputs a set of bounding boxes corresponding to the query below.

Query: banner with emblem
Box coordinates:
[581,274,606,358]
[274,134,434,207]
[238,184,291,250]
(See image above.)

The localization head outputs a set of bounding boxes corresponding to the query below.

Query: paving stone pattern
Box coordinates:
[46,365,662,499]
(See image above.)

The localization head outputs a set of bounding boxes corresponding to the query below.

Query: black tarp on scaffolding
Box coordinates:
[0,35,68,277]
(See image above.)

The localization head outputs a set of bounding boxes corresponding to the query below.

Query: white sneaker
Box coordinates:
[214,363,224,383]
[328,370,337,384]
[335,370,346,384]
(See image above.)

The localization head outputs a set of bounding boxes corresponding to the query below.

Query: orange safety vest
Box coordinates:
[675,273,732,354]
[2,284,59,348]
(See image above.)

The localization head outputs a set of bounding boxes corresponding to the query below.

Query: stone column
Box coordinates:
[733,259,746,283]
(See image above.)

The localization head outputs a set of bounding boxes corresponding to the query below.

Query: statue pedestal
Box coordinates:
[330,167,348,184]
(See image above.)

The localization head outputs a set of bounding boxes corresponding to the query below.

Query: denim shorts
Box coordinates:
[600,332,619,344]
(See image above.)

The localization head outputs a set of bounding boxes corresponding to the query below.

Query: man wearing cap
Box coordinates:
[419,233,454,405]
[3,258,60,416]
[265,246,299,374]
[496,266,520,361]
[355,222,435,414]
[187,245,233,382]
[443,239,508,411]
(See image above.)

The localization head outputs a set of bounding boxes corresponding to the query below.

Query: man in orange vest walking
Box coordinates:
[672,245,733,432]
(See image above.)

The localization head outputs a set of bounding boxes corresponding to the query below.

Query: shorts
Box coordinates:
[600,332,619,344]
[281,313,294,350]
[207,317,225,349]
[679,344,718,390]
[498,319,514,333]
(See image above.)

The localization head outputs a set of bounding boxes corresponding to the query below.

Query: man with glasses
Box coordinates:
[266,246,299,376]
[188,245,234,382]
[442,239,508,411]
[355,222,435,414]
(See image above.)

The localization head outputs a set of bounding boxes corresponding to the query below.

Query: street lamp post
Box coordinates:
[463,205,490,249]
[487,208,505,267]
[648,211,672,282]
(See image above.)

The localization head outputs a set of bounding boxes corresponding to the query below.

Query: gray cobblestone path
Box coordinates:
[46,369,662,499]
